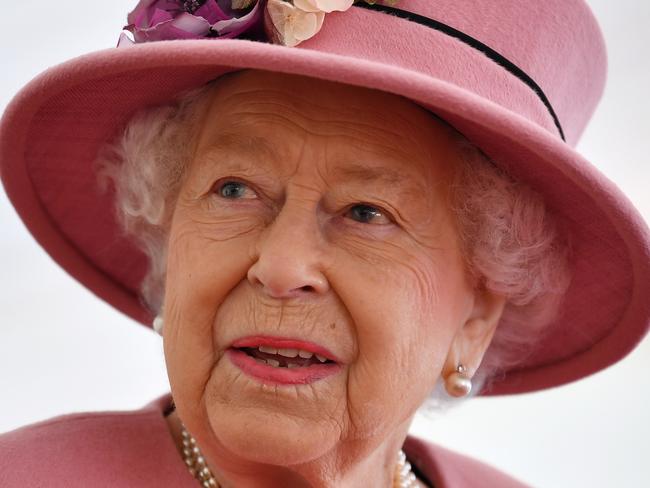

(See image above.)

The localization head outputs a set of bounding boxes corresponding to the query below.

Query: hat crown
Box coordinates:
[302,0,607,146]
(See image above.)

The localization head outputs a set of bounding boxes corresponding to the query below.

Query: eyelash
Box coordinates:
[215,179,258,200]
[213,179,394,226]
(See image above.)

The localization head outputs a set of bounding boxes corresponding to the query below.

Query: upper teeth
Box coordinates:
[278,348,299,358]
[257,346,328,362]
[258,345,280,355]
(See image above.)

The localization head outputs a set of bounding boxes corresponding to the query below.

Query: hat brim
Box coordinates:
[1,39,648,396]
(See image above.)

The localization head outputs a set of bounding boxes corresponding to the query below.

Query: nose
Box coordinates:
[247,205,330,299]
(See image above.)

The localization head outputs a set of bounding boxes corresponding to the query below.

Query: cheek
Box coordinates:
[341,240,463,360]
[331,242,467,433]
[163,207,259,414]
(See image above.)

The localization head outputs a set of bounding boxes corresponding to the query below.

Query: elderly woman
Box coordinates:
[1,0,649,487]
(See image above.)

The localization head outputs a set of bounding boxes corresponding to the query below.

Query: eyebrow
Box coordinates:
[199,132,427,193]
[332,162,422,191]
[200,132,279,162]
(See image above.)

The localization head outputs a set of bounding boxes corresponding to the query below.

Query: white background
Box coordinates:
[1,1,649,487]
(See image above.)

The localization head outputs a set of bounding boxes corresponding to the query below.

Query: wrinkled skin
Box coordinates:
[162,69,506,488]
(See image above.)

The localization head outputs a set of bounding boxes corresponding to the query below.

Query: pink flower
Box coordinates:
[122,0,262,44]
[292,0,354,13]
[117,0,399,48]
[264,0,326,47]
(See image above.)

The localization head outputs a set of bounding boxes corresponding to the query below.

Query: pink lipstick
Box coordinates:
[227,335,342,385]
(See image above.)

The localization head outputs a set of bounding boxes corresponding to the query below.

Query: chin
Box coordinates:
[206,403,337,465]
[199,354,348,464]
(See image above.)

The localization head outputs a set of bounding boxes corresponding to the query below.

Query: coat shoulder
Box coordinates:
[0,396,190,487]
[404,435,531,488]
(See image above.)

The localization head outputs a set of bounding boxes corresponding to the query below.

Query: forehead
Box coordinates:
[193,70,459,186]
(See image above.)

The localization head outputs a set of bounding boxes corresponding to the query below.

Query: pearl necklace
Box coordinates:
[181,425,418,488]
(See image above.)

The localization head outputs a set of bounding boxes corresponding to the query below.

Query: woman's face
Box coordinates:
[163,70,501,468]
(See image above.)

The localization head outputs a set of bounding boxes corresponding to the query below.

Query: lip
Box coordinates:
[227,335,343,386]
[230,335,341,363]
[227,349,342,385]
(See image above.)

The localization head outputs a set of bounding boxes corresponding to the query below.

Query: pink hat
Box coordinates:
[1,0,648,396]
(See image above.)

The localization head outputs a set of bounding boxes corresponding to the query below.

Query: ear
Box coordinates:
[443,286,507,380]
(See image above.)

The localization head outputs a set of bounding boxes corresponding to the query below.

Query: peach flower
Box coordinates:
[265,0,326,47]
[292,0,355,13]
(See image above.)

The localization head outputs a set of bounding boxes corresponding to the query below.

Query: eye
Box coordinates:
[345,204,392,225]
[215,180,257,200]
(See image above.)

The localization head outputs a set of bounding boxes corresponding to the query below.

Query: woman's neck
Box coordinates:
[164,408,424,488]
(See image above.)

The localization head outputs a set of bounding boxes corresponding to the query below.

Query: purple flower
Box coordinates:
[121,0,263,44]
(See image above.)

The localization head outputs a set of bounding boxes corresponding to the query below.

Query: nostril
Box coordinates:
[247,259,329,298]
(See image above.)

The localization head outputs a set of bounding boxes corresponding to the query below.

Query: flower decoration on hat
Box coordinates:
[119,0,399,48]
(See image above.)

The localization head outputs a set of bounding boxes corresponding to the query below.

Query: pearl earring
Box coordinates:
[153,315,164,336]
[444,363,472,398]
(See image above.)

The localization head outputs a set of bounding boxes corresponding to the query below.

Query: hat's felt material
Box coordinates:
[1,0,648,395]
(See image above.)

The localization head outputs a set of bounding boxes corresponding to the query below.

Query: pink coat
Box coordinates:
[0,393,529,487]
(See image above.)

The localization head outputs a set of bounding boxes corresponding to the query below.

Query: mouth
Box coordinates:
[227,336,342,385]
[237,346,334,368]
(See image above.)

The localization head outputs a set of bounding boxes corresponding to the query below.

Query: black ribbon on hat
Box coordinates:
[354,2,566,141]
